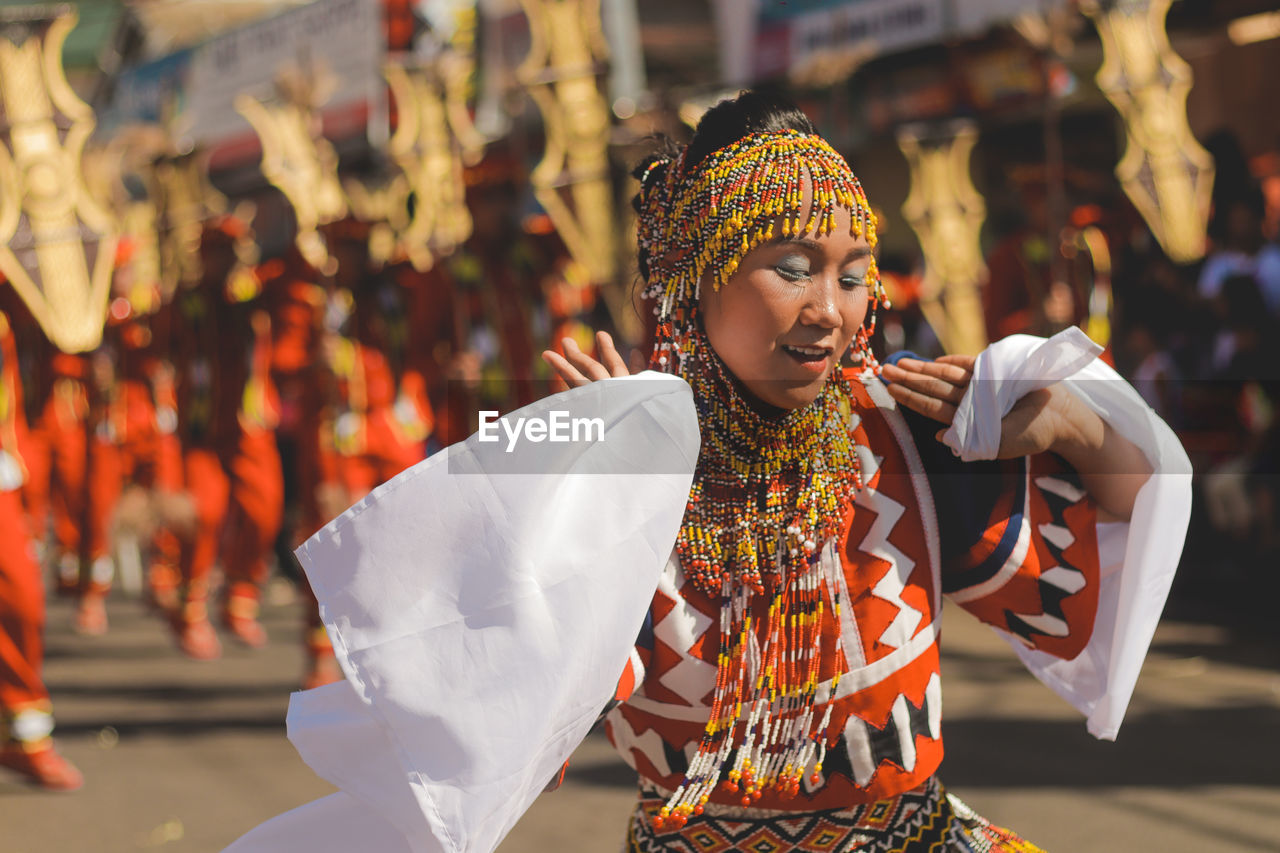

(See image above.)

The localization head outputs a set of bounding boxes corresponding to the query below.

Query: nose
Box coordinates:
[799,273,842,329]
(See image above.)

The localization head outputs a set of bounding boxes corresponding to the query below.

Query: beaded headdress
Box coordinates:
[638,128,886,371]
[634,129,890,829]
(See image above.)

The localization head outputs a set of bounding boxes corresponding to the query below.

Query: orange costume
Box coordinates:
[168,234,284,660]
[982,228,1088,341]
[11,301,121,635]
[0,306,83,790]
[263,257,339,686]
[103,294,184,613]
[328,266,433,497]
[266,260,330,552]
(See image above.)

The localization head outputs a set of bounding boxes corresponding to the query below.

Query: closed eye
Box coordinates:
[774,264,810,282]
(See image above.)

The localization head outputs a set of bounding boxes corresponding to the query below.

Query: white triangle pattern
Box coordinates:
[853,445,923,649]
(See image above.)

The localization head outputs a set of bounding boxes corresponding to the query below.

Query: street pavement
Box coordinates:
[3,581,1279,853]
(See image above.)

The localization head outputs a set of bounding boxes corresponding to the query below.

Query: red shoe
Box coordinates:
[0,742,84,791]
[172,615,221,661]
[73,595,108,636]
[222,595,267,648]
[223,614,267,648]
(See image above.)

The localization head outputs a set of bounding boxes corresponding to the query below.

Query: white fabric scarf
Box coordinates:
[226,374,699,853]
[942,327,1192,739]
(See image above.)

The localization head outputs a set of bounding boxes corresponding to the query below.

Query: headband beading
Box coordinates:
[638,129,880,322]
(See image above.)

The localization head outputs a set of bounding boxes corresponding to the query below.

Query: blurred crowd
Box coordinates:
[0,151,613,792]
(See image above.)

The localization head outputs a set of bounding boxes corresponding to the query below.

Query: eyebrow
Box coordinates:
[777,236,872,263]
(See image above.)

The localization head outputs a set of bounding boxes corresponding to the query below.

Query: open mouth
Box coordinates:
[781,344,832,366]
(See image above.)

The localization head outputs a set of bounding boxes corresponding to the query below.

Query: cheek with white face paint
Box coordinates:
[699,217,872,412]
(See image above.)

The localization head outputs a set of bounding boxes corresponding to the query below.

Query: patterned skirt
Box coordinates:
[626,777,1046,853]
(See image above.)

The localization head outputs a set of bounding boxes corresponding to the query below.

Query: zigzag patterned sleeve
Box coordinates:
[897,404,1101,660]
[940,453,1100,660]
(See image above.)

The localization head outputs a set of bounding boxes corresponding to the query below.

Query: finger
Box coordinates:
[885,379,958,424]
[541,349,592,387]
[892,356,972,387]
[596,331,630,377]
[561,337,613,382]
[934,353,976,373]
[881,362,966,405]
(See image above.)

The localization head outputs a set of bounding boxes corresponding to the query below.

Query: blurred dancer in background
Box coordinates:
[167,214,283,660]
[0,288,83,791]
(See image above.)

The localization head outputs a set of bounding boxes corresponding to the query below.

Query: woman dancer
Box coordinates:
[231,90,1186,853]
[544,91,1156,851]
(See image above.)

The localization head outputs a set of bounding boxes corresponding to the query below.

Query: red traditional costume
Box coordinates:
[103,289,184,613]
[614,372,1099,849]
[12,310,120,635]
[168,222,283,659]
[263,256,338,683]
[0,305,83,790]
[327,267,433,499]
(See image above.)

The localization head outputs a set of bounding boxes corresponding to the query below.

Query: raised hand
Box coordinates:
[881,354,1068,459]
[881,353,1150,519]
[541,331,630,387]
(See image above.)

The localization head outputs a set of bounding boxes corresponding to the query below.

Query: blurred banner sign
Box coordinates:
[0,8,118,353]
[105,0,385,168]
[757,0,944,83]
[714,0,1050,86]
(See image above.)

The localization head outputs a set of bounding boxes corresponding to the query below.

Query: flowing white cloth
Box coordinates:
[941,328,1193,740]
[225,373,699,853]
[227,333,1188,851]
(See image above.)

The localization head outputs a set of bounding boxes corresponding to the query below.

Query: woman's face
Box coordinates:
[700,190,873,411]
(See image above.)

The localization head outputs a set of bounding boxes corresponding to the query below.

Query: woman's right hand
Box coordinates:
[542,331,630,387]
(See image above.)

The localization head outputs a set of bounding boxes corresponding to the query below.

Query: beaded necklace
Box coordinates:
[675,325,861,595]
[634,130,890,830]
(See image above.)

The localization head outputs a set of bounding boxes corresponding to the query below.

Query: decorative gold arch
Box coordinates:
[898,122,989,355]
[517,0,616,284]
[1082,0,1214,263]
[0,9,118,352]
[236,62,347,274]
[375,53,484,271]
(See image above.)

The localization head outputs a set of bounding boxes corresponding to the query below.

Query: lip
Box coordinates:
[780,344,833,374]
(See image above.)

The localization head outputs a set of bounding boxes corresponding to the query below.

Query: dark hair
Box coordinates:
[631,91,816,282]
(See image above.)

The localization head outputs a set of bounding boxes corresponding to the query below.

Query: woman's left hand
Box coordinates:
[881,354,1152,520]
[880,355,1073,459]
